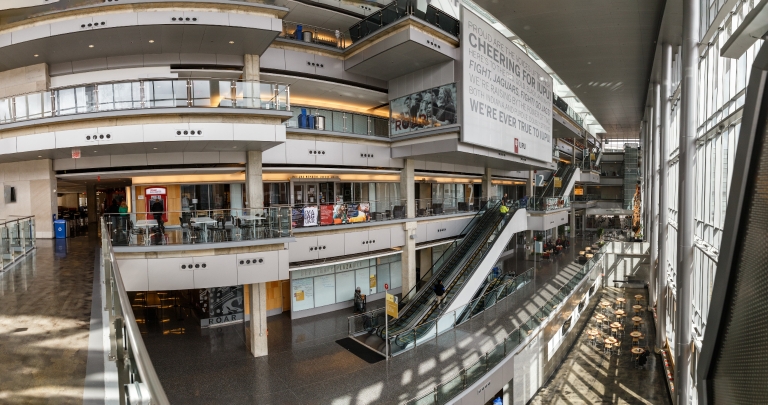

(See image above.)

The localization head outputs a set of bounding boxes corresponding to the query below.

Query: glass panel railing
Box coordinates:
[280,20,349,49]
[285,106,389,137]
[100,219,170,405]
[0,216,36,271]
[405,244,609,405]
[349,2,460,43]
[103,208,291,247]
[0,79,290,125]
[553,94,584,127]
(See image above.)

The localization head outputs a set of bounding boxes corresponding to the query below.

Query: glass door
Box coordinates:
[293,184,304,205]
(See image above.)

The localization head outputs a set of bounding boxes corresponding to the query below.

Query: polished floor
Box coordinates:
[529,287,672,405]
[0,236,98,405]
[140,237,621,405]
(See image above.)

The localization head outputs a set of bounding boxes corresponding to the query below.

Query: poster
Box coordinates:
[292,208,304,228]
[320,204,334,225]
[390,83,458,135]
[199,286,244,327]
[461,8,553,162]
[292,278,314,311]
[303,206,318,227]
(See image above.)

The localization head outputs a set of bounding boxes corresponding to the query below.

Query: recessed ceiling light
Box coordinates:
[229,41,234,44]
[89,44,94,48]
[153,148,157,150]
[93,150,97,152]
[232,146,237,148]
[38,155,42,158]
[34,54,39,57]
[149,40,155,43]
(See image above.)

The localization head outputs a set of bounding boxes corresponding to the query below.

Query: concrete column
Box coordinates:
[657,43,673,351]
[243,54,260,81]
[650,81,661,310]
[482,167,494,200]
[400,159,415,218]
[419,246,432,274]
[245,151,264,210]
[87,183,97,224]
[570,187,576,240]
[676,0,699,401]
[244,283,268,357]
[401,222,418,293]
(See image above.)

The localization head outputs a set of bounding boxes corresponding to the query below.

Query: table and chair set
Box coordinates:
[587,293,648,365]
[123,211,271,246]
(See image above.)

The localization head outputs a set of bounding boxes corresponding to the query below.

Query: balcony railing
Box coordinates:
[553,95,584,127]
[104,208,291,247]
[0,79,290,125]
[406,245,606,405]
[285,106,389,137]
[280,20,349,49]
[349,1,460,43]
[525,196,571,212]
[0,216,35,270]
[100,219,170,405]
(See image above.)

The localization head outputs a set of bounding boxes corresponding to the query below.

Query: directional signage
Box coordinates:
[386,293,399,319]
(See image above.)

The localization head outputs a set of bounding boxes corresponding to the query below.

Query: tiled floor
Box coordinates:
[529,288,672,405]
[141,238,623,405]
[0,236,99,405]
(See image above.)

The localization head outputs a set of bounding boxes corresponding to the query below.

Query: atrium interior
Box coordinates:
[0,0,765,404]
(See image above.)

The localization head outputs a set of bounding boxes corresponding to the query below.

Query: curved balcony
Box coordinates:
[0,78,290,126]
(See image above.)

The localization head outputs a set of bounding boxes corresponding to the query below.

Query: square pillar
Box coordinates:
[87,183,97,224]
[401,221,418,293]
[244,54,260,81]
[400,159,415,218]
[246,151,264,210]
[482,167,494,199]
[244,283,268,357]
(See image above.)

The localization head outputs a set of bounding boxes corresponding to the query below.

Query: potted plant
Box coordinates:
[597,227,604,242]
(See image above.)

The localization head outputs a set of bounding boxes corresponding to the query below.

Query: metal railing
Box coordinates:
[526,196,571,212]
[280,20,349,49]
[290,199,404,228]
[100,219,170,405]
[415,198,481,216]
[104,208,291,247]
[574,194,599,202]
[0,216,35,271]
[349,1,460,43]
[0,78,290,125]
[553,95,584,127]
[406,245,607,405]
[286,106,389,137]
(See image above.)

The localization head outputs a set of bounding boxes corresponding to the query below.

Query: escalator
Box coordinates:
[374,201,504,341]
[379,206,526,352]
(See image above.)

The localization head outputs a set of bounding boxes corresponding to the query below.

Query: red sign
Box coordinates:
[384,283,389,290]
[514,138,519,154]
[71,148,81,159]
[319,204,334,225]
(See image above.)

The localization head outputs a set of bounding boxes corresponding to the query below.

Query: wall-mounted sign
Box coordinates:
[71,148,81,159]
[291,175,340,180]
[460,8,553,162]
[390,83,458,135]
[145,187,167,195]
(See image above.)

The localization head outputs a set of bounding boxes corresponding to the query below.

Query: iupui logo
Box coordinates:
[514,138,519,154]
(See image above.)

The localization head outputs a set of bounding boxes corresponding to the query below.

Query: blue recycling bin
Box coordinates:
[54,219,67,239]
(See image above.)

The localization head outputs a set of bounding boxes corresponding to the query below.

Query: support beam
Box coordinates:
[243,54,260,81]
[87,184,97,224]
[401,159,415,218]
[401,222,418,293]
[244,283,268,357]
[676,0,699,401]
[245,151,264,210]
[651,81,661,310]
[482,167,494,200]
[657,42,673,352]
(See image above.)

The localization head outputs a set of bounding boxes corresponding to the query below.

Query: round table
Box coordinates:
[585,254,594,259]
[579,251,586,255]
[604,337,618,344]
[630,331,643,338]
[595,314,606,320]
[616,298,626,304]
[632,316,643,322]
[631,347,645,355]
[587,329,600,336]
[632,305,643,311]
[635,295,644,300]
[600,301,611,307]
[614,310,626,316]
[610,322,621,328]
[585,246,592,252]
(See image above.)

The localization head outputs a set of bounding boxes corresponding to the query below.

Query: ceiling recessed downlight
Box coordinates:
[149,40,155,43]
[229,41,234,44]
[89,44,94,48]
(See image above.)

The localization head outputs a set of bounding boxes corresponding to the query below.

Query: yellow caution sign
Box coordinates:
[386,293,399,318]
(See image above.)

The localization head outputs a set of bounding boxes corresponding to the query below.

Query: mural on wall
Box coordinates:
[199,286,244,327]
[390,83,458,135]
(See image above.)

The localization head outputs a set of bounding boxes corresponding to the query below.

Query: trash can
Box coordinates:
[54,219,68,239]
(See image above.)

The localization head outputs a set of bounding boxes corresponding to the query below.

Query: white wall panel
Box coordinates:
[342,143,368,166]
[96,124,144,145]
[367,227,391,251]
[236,251,279,285]
[317,234,345,259]
[261,142,286,164]
[193,255,237,288]
[284,139,316,164]
[344,230,369,255]
[117,259,148,291]
[16,133,55,152]
[288,235,318,262]
[147,257,194,290]
[390,226,406,247]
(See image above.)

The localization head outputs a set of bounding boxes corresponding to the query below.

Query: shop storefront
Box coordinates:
[290,254,402,317]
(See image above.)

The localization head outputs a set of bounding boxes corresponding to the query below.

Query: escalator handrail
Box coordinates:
[390,207,516,341]
[381,203,503,337]
[538,164,569,197]
[400,199,501,307]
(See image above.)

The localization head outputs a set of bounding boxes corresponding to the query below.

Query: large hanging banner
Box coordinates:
[461,8,553,163]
